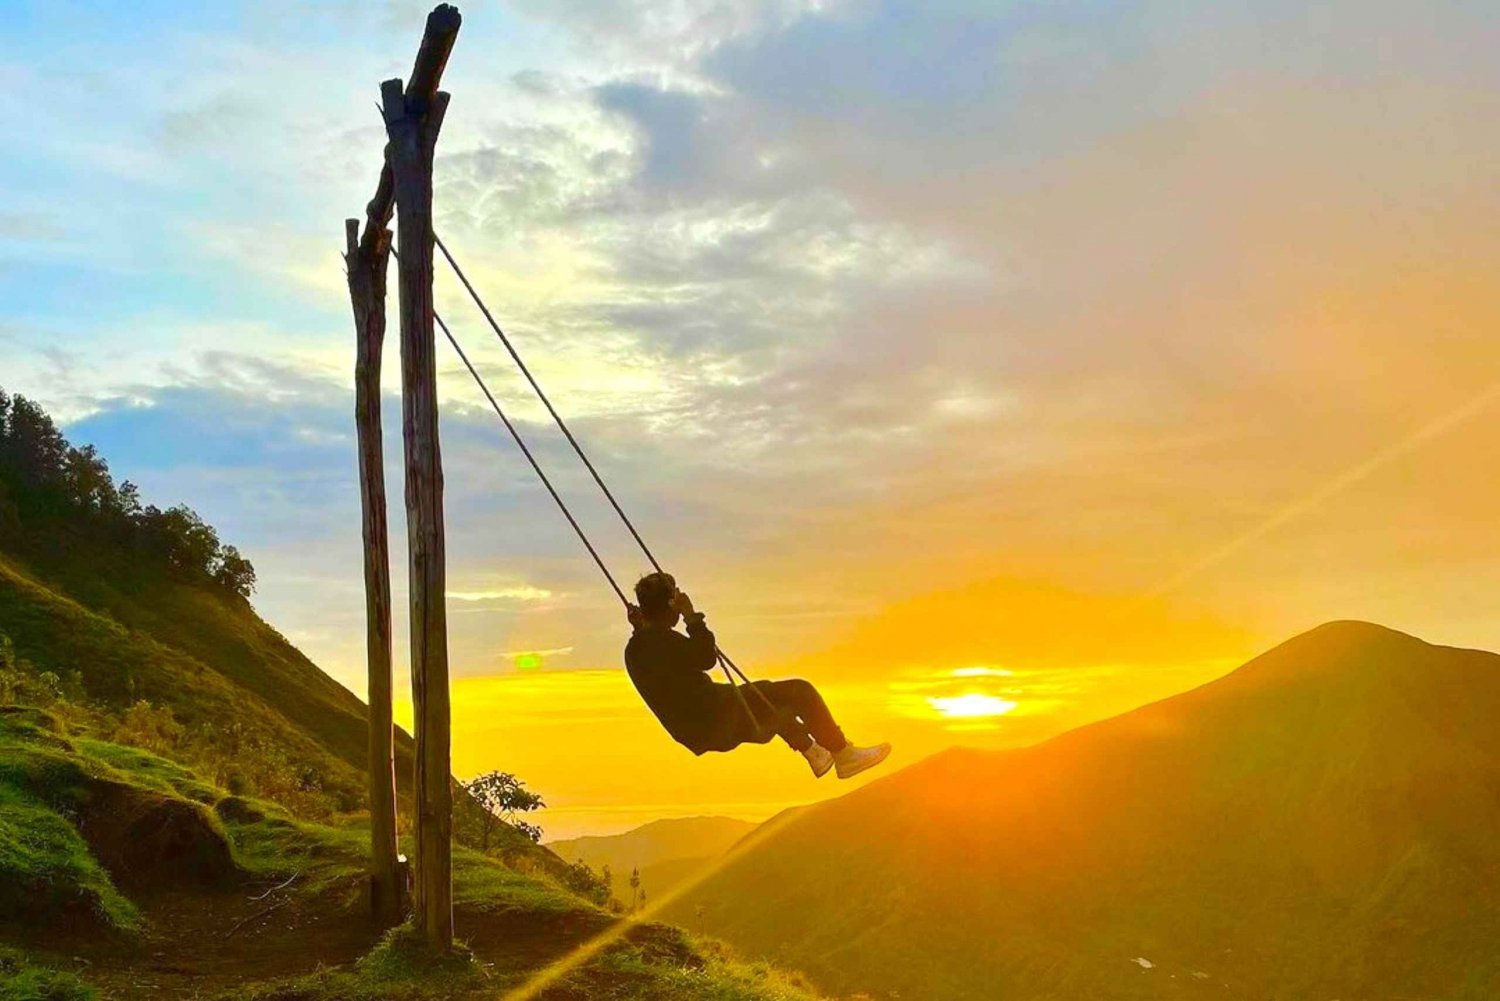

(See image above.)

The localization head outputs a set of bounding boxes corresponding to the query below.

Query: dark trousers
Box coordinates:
[733,678,847,754]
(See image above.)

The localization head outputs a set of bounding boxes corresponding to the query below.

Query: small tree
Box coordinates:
[214,545,257,597]
[628,866,641,913]
[461,771,545,853]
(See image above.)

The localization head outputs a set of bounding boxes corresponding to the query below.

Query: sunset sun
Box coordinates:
[928,693,1019,719]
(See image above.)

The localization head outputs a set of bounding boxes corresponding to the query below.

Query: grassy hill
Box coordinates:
[0,701,828,1000]
[666,621,1500,1000]
[549,817,759,906]
[0,388,562,867]
[0,548,384,816]
[0,388,418,819]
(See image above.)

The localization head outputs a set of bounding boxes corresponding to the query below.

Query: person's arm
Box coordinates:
[674,591,718,672]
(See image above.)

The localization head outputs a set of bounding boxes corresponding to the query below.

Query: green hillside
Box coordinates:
[668,622,1500,1000]
[0,700,828,1000]
[0,550,375,815]
[0,389,564,869]
[0,389,421,819]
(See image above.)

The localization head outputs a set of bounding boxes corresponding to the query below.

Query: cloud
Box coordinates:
[0,212,64,241]
[448,584,556,603]
[508,0,829,69]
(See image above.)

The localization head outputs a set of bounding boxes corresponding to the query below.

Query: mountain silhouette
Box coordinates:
[666,622,1500,999]
[548,816,759,903]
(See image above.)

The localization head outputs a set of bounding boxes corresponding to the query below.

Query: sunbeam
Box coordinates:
[1137,382,1500,604]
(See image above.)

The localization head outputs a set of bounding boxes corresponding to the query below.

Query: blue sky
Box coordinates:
[4,2,1500,833]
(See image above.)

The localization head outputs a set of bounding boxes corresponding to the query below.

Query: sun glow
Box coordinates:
[928,693,1019,718]
[950,666,1014,678]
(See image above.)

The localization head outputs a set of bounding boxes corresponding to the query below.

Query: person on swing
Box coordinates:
[625,571,891,779]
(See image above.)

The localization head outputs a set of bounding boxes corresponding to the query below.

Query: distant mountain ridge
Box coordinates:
[667,621,1500,1000]
[549,816,759,904]
[549,816,760,867]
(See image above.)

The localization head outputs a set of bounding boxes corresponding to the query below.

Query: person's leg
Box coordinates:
[743,680,815,751]
[752,679,848,753]
[699,682,780,751]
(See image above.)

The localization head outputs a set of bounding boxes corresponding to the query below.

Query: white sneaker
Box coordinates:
[802,743,835,778]
[834,742,891,779]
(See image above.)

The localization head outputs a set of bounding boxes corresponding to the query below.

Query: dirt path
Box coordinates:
[72,872,681,1000]
[82,874,374,1000]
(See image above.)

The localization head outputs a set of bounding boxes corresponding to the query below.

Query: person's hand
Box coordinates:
[670,590,697,617]
[626,604,646,630]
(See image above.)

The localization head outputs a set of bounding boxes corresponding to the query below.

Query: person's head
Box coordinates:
[634,571,679,627]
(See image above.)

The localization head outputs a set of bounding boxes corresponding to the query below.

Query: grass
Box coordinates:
[564,940,827,1001]
[0,712,141,935]
[238,927,489,1001]
[0,713,94,806]
[0,948,95,1001]
[234,926,829,1001]
[74,739,220,805]
[355,926,481,983]
[224,812,374,910]
[0,784,138,934]
[453,847,583,919]
[267,925,488,1000]
[0,550,368,818]
[215,789,584,918]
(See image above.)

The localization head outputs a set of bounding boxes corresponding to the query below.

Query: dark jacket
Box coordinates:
[625,613,738,754]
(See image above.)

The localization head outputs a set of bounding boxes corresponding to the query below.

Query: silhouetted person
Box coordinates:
[624,571,891,778]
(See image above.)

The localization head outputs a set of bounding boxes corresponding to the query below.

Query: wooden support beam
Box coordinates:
[382,71,454,950]
[344,218,401,927]
[358,4,462,258]
[346,1,463,949]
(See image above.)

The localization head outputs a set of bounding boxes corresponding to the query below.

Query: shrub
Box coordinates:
[560,859,611,907]
[111,701,183,756]
[0,949,96,1001]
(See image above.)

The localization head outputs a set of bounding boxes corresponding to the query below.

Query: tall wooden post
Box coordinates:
[345,219,401,926]
[346,2,461,949]
[382,66,455,949]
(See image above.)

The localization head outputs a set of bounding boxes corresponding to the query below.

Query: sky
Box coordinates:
[2,0,1497,838]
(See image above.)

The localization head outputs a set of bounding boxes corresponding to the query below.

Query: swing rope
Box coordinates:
[435,234,666,579]
[434,309,628,607]
[399,238,776,726]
